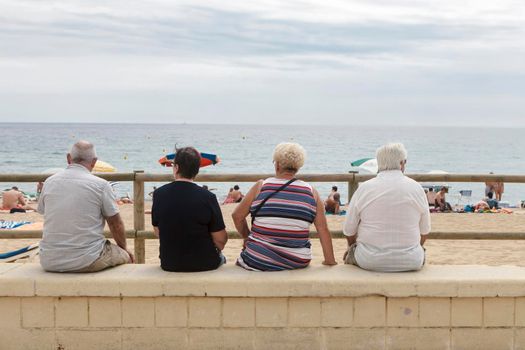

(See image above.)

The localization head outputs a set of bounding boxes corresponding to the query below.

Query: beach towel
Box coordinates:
[325,210,347,216]
[475,208,513,214]
[0,220,31,229]
[14,222,43,231]
[0,243,39,262]
[0,209,35,213]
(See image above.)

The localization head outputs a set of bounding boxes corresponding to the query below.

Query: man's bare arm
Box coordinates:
[232,181,262,244]
[346,234,357,246]
[211,229,228,250]
[106,213,134,262]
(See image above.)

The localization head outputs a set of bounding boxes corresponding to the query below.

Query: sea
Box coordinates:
[1,123,524,205]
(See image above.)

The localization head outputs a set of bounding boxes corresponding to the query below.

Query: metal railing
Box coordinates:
[1,172,524,263]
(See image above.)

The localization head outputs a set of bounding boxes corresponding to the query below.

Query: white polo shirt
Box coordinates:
[37,164,119,272]
[343,170,431,272]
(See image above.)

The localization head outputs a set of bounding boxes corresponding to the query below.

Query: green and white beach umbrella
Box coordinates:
[350,158,378,173]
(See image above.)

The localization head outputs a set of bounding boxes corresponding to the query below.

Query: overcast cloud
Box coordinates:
[1,0,524,125]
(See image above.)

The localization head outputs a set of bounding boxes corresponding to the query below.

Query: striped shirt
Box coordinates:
[237,177,317,271]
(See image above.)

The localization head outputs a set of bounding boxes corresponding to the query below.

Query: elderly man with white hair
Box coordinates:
[38,140,133,272]
[343,143,431,272]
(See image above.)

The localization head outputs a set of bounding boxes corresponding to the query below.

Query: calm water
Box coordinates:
[1,123,524,204]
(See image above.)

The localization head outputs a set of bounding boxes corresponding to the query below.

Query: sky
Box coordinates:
[1,0,524,126]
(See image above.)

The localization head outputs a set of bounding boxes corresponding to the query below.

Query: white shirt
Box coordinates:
[343,170,431,272]
[37,164,119,271]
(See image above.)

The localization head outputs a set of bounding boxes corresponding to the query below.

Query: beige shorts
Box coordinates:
[344,243,359,266]
[344,243,427,267]
[73,240,130,273]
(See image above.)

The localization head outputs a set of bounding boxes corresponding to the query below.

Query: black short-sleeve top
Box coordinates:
[152,181,225,272]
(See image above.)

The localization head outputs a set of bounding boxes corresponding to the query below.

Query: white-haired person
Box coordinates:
[233,142,337,271]
[343,143,430,272]
[38,140,133,272]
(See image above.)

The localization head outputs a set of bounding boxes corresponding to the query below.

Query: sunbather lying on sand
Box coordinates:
[1,187,35,212]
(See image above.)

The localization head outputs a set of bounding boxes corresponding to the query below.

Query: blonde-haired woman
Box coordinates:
[232,142,337,271]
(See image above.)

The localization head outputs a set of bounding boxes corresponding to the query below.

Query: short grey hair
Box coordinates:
[70,140,97,163]
[376,143,407,172]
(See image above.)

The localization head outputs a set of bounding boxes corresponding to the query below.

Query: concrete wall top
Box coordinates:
[1,264,524,298]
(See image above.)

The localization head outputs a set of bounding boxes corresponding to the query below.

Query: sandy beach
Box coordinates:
[2,202,525,266]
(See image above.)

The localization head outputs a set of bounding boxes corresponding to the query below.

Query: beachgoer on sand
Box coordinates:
[38,140,133,272]
[233,142,337,271]
[152,147,228,272]
[426,187,437,207]
[494,180,504,201]
[328,186,338,201]
[435,187,452,212]
[223,188,235,204]
[475,191,499,211]
[2,186,34,213]
[485,172,497,197]
[231,185,243,203]
[343,143,431,272]
[325,193,341,214]
[485,191,499,209]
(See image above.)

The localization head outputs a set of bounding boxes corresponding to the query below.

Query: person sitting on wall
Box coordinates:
[233,142,337,271]
[152,147,228,272]
[38,141,133,272]
[343,143,431,272]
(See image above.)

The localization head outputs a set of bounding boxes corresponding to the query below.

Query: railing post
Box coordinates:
[133,170,146,264]
[347,173,359,204]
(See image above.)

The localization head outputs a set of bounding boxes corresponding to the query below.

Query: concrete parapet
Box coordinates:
[0,263,524,349]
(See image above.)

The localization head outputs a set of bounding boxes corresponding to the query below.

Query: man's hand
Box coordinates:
[106,213,128,255]
[322,259,338,266]
[211,229,228,251]
[126,249,135,263]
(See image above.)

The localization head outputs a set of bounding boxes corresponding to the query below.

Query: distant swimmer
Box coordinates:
[2,186,34,212]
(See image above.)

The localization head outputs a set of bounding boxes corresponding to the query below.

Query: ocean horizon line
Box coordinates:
[1,121,523,130]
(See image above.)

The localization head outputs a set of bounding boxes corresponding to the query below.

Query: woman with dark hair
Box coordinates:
[152,147,228,272]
